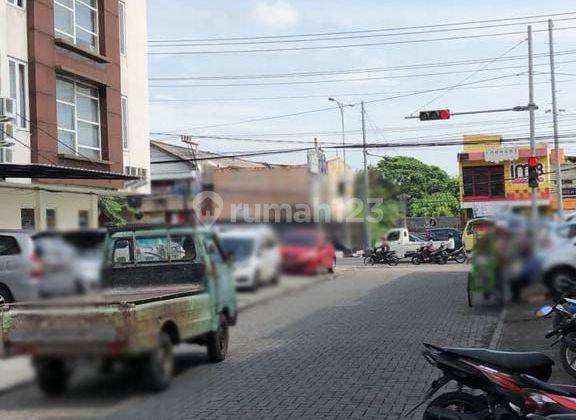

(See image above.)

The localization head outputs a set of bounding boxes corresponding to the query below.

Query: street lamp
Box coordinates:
[328,98,354,166]
[328,97,355,250]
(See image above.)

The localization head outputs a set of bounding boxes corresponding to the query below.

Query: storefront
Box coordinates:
[458,134,551,219]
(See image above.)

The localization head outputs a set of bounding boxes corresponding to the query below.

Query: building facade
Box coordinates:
[458,134,553,218]
[0,0,149,230]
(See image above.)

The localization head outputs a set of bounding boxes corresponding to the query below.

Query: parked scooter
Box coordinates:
[363,248,399,266]
[445,246,468,264]
[412,243,448,265]
[410,341,576,418]
[538,300,576,380]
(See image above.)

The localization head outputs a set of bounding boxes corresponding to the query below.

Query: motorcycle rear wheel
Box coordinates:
[560,333,576,380]
[363,256,375,266]
[423,392,488,420]
[412,256,421,265]
[455,253,467,264]
[387,256,399,266]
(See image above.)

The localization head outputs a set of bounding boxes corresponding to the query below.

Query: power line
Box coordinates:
[148,49,576,81]
[148,26,576,55]
[148,11,576,43]
[150,133,576,165]
[150,59,576,88]
[149,77,576,103]
[154,73,528,133]
[148,17,576,48]
[411,38,526,115]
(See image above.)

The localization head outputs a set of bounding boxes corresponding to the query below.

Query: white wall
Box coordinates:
[0,0,31,182]
[0,184,98,230]
[120,0,150,194]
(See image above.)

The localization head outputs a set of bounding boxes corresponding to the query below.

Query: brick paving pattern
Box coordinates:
[0,268,498,419]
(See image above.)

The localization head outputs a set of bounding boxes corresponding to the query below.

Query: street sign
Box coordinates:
[419,109,450,121]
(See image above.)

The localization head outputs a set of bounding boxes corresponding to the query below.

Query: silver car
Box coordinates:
[0,231,40,302]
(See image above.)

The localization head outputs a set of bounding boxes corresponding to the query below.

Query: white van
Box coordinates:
[219,227,281,291]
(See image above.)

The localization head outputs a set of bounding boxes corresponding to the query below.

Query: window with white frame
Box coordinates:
[7,0,25,9]
[121,96,128,149]
[119,1,126,55]
[54,0,99,52]
[8,58,27,129]
[56,77,101,160]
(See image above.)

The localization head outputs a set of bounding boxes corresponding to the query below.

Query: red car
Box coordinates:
[280,229,335,275]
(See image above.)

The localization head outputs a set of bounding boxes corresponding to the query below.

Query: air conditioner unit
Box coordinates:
[0,123,14,142]
[0,98,15,121]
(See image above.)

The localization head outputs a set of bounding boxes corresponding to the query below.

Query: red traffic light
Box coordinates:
[528,156,538,168]
[419,109,451,121]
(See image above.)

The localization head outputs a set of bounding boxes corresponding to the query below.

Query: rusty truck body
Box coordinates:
[0,225,238,394]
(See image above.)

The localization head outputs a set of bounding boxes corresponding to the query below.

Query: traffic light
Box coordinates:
[419,109,451,121]
[528,156,539,188]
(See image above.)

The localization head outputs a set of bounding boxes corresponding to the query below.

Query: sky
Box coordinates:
[147,0,576,175]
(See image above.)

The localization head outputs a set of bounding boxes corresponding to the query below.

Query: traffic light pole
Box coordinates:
[549,19,564,219]
[528,25,538,224]
[361,101,371,248]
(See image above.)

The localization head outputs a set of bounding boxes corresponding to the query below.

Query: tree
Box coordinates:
[375,156,459,216]
[410,192,460,217]
[353,167,401,239]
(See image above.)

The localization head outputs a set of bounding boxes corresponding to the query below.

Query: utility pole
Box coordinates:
[361,101,371,248]
[528,25,538,224]
[549,19,564,219]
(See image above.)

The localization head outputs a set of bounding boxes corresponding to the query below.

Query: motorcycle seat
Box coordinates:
[441,347,553,380]
[520,374,576,397]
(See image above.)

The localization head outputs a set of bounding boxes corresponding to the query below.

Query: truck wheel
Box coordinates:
[142,332,174,392]
[207,314,229,363]
[0,285,13,303]
[33,357,70,397]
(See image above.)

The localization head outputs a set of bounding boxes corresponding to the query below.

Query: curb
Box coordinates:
[488,308,508,349]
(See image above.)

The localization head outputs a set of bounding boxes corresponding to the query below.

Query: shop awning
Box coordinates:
[0,163,137,180]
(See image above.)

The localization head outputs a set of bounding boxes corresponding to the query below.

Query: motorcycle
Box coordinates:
[363,249,399,266]
[445,246,468,264]
[412,244,448,265]
[538,300,576,380]
[411,336,576,419]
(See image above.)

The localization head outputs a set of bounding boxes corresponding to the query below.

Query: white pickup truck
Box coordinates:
[382,228,444,258]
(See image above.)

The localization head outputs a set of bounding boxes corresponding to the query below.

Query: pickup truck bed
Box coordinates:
[7,284,205,308]
[1,284,209,358]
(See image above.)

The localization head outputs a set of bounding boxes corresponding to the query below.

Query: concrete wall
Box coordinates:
[121,0,150,194]
[0,184,98,230]
[0,0,31,181]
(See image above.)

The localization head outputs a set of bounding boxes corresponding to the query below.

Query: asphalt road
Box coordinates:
[0,265,499,419]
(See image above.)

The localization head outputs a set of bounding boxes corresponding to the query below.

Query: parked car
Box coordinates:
[538,230,576,293]
[0,230,41,303]
[280,229,335,275]
[32,232,85,297]
[0,224,238,395]
[428,228,463,250]
[58,229,106,292]
[219,227,281,291]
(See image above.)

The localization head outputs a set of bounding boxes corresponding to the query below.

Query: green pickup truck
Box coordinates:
[0,225,238,395]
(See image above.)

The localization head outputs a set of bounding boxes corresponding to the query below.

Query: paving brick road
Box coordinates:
[0,266,499,419]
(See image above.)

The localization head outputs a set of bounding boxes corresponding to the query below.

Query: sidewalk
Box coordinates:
[495,301,573,384]
[0,274,332,395]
